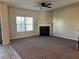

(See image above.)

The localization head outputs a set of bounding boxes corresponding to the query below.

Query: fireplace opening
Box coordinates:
[39,26,50,36]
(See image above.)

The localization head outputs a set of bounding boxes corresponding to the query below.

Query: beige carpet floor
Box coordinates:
[11,36,79,59]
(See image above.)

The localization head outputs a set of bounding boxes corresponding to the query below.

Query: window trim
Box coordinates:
[16,16,34,32]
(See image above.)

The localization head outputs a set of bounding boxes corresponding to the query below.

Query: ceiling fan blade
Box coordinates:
[46,3,52,5]
[47,6,51,8]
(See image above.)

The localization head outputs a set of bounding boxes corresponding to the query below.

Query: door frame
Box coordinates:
[0,16,3,44]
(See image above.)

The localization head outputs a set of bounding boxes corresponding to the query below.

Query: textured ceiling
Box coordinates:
[0,0,79,11]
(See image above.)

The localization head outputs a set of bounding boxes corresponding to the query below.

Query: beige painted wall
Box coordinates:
[38,11,48,24]
[38,11,53,24]
[9,7,39,39]
[0,3,10,44]
[53,4,79,40]
[9,7,53,39]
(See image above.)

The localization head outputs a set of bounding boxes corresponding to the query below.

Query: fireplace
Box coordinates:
[40,26,50,36]
[38,24,51,36]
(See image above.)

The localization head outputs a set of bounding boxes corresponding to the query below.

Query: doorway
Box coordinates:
[0,17,2,44]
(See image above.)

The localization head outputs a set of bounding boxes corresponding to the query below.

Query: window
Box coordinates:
[26,17,33,31]
[16,16,33,32]
[16,16,25,32]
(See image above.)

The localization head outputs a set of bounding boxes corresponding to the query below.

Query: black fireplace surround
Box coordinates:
[39,26,50,36]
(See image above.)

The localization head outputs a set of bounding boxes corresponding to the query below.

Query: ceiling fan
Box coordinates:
[36,2,52,9]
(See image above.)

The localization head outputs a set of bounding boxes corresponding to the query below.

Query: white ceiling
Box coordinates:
[0,0,79,11]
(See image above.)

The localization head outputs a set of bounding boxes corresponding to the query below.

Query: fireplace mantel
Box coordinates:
[38,24,52,36]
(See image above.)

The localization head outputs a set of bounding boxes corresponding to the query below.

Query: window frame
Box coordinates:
[16,16,34,32]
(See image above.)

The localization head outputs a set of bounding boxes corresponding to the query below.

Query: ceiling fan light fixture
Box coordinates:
[40,7,45,9]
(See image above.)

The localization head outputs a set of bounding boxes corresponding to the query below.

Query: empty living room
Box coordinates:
[0,0,79,59]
